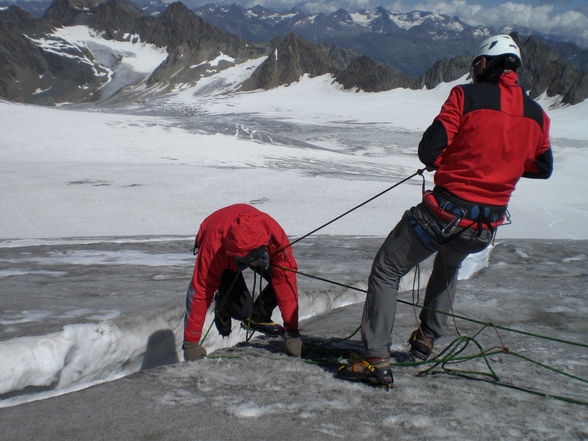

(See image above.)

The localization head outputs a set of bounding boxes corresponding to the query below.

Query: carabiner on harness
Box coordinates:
[440,208,465,238]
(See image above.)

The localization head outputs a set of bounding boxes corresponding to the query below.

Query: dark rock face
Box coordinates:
[513,33,588,105]
[0,8,49,102]
[239,32,358,91]
[416,56,472,89]
[369,7,399,34]
[239,32,416,94]
[0,6,108,104]
[414,34,588,105]
[146,2,266,87]
[335,55,415,92]
[0,0,270,103]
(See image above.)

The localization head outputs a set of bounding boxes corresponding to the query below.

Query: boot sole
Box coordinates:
[240,322,284,337]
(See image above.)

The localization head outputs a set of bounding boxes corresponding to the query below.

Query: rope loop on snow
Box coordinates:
[274,265,588,406]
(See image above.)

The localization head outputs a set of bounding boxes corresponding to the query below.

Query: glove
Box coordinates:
[283,330,302,357]
[183,341,207,361]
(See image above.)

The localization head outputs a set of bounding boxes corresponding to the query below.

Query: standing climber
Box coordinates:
[338,34,553,386]
[182,204,302,361]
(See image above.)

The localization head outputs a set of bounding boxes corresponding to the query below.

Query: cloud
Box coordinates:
[186,0,588,47]
[218,0,379,14]
[387,1,588,46]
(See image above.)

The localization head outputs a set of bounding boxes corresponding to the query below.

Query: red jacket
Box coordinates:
[418,71,552,206]
[184,204,299,343]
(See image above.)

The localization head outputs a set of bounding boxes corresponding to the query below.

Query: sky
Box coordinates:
[184,0,588,47]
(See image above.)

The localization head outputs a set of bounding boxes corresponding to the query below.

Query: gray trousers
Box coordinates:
[361,203,494,358]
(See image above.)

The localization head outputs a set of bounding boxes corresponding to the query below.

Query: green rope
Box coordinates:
[202,327,588,406]
[268,265,588,406]
[508,350,588,384]
[200,319,215,345]
[338,334,588,406]
[275,265,588,350]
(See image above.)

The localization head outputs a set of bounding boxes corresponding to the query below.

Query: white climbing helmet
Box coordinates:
[474,34,522,66]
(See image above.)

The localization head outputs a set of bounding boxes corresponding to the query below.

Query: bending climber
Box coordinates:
[182,204,302,361]
[338,34,553,386]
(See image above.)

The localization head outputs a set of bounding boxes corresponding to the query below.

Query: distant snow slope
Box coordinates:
[1,74,586,240]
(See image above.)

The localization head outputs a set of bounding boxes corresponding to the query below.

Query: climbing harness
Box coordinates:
[422,188,509,231]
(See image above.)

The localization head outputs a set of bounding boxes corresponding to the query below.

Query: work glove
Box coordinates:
[183,341,207,361]
[283,330,302,357]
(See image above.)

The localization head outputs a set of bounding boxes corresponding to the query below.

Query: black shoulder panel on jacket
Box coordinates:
[418,118,448,168]
[523,94,544,130]
[461,83,500,115]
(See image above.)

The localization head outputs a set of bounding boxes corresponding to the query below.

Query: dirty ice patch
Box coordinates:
[0,310,53,325]
[0,250,194,267]
[0,270,67,278]
[60,309,121,321]
[562,254,586,262]
[228,402,286,418]
[0,236,190,249]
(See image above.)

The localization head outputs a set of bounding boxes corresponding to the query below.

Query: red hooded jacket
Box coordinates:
[418,71,552,206]
[184,204,299,343]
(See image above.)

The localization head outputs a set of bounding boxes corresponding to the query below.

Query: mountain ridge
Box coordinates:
[192,3,588,75]
[0,0,586,106]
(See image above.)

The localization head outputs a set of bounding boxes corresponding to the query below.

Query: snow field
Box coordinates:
[0,68,586,408]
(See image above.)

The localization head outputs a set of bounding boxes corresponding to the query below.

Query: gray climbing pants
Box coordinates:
[361,203,494,358]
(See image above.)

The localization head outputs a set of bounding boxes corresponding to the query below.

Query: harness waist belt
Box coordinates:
[424,187,507,229]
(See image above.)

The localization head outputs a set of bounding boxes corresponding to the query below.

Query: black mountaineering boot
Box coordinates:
[337,357,394,388]
[214,308,232,337]
[408,328,435,360]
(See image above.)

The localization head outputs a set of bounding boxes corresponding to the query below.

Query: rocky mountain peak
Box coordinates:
[249,5,273,17]
[416,32,588,105]
[370,6,398,33]
[240,32,356,91]
[157,2,233,49]
[335,55,415,91]
[42,0,81,24]
[332,8,352,24]
[43,0,142,26]
[513,32,588,105]
[63,0,111,10]
[1,4,38,30]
